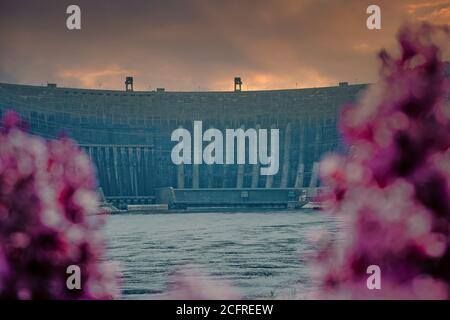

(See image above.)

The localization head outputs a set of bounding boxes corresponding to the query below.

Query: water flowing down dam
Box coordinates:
[0,81,367,209]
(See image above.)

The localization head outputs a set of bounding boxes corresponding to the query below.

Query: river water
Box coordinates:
[103,210,340,299]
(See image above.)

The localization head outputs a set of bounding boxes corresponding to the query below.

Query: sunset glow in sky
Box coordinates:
[0,0,449,91]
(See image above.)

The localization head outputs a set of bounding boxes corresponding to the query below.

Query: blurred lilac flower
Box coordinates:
[0,111,119,299]
[316,23,450,299]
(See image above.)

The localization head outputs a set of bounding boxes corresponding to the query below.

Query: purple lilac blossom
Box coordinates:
[316,23,450,299]
[0,111,119,299]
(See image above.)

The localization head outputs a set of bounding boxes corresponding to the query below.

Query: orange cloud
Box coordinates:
[406,0,450,24]
[59,65,134,88]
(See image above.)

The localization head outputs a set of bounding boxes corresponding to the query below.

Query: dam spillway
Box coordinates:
[0,82,367,207]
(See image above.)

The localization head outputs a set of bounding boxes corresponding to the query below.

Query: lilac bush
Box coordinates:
[0,111,119,299]
[316,23,450,299]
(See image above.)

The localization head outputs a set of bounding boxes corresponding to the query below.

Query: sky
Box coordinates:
[0,0,449,91]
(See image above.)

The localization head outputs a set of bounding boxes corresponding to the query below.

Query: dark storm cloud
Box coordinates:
[0,0,448,91]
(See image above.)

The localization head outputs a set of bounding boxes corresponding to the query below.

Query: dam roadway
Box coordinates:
[0,81,367,209]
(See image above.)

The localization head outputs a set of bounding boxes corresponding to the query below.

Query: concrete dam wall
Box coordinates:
[0,82,367,204]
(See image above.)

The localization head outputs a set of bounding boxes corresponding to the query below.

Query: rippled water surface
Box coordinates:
[104,210,339,299]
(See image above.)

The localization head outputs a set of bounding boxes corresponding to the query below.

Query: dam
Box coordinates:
[0,80,368,209]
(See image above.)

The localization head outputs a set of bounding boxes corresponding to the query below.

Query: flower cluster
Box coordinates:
[316,23,450,299]
[0,111,119,299]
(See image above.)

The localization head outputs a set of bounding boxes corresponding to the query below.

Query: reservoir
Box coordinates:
[104,210,341,299]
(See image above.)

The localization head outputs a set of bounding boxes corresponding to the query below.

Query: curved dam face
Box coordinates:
[0,82,367,204]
